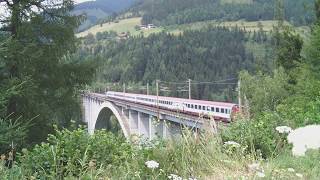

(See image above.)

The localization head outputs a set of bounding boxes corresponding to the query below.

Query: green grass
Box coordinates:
[1,126,320,179]
[77,16,311,40]
[264,150,320,179]
[77,17,144,38]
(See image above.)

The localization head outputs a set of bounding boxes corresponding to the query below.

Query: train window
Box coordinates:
[191,104,194,108]
[211,107,215,112]
[207,106,210,111]
[221,108,225,113]
[195,105,198,109]
[202,106,205,110]
[216,108,220,112]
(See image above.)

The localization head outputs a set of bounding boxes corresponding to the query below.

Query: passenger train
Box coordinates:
[106,91,239,122]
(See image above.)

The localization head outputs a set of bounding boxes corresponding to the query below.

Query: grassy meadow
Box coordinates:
[76,17,288,38]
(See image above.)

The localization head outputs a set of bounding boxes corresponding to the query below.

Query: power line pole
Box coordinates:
[238,79,241,113]
[123,83,126,93]
[156,80,159,119]
[147,82,149,95]
[188,79,192,99]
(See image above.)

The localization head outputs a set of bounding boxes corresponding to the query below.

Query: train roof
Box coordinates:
[108,91,237,108]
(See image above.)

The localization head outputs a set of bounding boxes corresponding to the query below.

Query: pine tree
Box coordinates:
[0,0,94,143]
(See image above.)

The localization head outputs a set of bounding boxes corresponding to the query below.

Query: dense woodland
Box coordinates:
[78,27,268,101]
[130,0,315,26]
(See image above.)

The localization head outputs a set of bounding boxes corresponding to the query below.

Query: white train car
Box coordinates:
[106,91,239,122]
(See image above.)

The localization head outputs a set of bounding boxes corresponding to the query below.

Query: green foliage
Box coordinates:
[240,69,289,116]
[132,0,314,26]
[0,0,95,144]
[275,28,303,75]
[0,117,29,154]
[221,112,290,158]
[15,126,132,179]
[306,25,320,76]
[0,126,248,179]
[265,150,320,179]
[80,27,254,101]
[277,65,320,126]
[1,125,320,179]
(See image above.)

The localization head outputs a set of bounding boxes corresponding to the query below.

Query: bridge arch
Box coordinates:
[93,102,129,138]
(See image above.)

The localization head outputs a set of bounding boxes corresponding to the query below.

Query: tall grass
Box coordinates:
[1,125,319,179]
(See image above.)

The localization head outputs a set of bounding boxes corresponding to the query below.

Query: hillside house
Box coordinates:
[117,32,129,40]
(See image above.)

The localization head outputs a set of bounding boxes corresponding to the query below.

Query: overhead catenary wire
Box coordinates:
[158,77,238,85]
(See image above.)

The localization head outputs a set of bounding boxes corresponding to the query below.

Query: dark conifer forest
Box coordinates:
[78,27,263,101]
[131,0,314,26]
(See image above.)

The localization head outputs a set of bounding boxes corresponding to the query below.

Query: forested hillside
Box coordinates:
[131,0,314,26]
[74,0,136,31]
[77,27,266,101]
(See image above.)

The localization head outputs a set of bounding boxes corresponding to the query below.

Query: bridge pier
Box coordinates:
[149,115,155,140]
[138,112,150,138]
[129,110,139,135]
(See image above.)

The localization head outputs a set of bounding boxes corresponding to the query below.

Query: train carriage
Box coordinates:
[106,91,239,122]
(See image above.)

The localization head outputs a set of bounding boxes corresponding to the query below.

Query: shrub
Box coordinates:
[221,112,291,158]
[0,126,253,179]
[0,117,29,154]
[16,126,133,179]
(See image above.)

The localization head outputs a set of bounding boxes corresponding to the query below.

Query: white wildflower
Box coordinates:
[247,163,260,172]
[256,172,265,178]
[276,126,292,134]
[188,178,197,180]
[222,160,232,163]
[287,168,295,172]
[168,174,182,180]
[224,141,241,147]
[134,171,140,177]
[288,125,320,156]
[145,160,159,169]
[295,173,303,178]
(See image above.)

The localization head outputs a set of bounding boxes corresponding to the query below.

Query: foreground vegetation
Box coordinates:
[1,125,319,179]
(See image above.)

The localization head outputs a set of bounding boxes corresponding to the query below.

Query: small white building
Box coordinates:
[147,24,156,29]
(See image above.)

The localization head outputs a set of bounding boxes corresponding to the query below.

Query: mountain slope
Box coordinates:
[131,0,315,26]
[74,0,136,31]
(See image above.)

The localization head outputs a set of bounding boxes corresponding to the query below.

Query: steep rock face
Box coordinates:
[74,0,136,31]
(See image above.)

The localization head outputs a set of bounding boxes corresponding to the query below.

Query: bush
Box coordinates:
[1,125,249,179]
[16,126,133,179]
[0,117,29,154]
[221,112,291,158]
